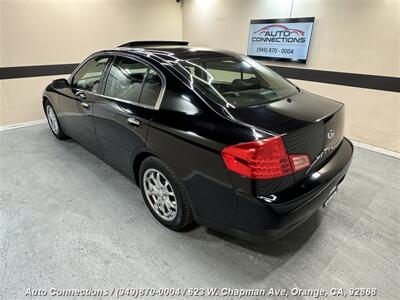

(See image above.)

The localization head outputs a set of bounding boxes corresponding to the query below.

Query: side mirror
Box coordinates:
[51,78,69,89]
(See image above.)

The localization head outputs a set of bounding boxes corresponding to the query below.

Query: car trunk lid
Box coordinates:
[226,89,345,183]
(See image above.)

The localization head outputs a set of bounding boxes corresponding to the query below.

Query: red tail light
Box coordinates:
[221,136,310,179]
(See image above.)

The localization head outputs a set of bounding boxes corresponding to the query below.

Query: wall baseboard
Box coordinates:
[0,118,398,159]
[0,119,47,132]
[350,140,400,159]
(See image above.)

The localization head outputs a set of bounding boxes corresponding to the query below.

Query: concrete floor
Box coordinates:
[0,123,399,300]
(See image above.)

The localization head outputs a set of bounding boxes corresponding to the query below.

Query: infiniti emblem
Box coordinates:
[327,130,335,140]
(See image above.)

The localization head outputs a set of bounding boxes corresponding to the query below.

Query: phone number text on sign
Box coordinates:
[256,47,294,55]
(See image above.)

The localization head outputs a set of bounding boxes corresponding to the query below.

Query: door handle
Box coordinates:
[81,102,90,109]
[76,91,86,100]
[127,117,141,126]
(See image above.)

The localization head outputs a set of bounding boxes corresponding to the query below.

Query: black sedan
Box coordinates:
[43,41,353,241]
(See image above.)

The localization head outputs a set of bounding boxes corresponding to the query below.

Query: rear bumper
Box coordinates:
[225,138,353,242]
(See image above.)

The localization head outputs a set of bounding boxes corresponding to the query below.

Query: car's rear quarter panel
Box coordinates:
[146,122,235,230]
[145,83,259,230]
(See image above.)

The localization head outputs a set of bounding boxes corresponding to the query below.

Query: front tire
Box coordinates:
[44,100,67,140]
[139,157,193,230]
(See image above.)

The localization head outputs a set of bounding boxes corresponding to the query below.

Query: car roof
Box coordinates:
[90,41,243,63]
[109,45,241,62]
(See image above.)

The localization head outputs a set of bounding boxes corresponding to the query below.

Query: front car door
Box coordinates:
[58,55,109,153]
[92,55,164,175]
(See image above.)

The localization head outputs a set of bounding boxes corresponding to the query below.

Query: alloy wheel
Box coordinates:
[143,168,177,221]
[46,105,59,135]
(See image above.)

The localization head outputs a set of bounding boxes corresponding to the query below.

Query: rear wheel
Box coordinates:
[139,157,193,230]
[44,101,67,140]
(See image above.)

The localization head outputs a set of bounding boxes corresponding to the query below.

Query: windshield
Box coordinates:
[178,55,298,108]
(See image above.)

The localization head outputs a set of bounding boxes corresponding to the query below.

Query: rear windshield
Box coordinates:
[178,55,298,108]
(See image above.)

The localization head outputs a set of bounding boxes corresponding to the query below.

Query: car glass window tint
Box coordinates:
[72,56,108,93]
[180,56,298,107]
[205,60,256,83]
[104,57,148,102]
[139,69,162,107]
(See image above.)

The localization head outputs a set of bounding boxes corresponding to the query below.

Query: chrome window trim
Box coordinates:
[68,51,166,110]
[84,90,159,110]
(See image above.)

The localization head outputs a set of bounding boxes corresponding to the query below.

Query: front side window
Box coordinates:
[104,57,148,102]
[179,56,298,108]
[72,56,108,93]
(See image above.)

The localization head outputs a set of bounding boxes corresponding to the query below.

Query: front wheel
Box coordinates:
[44,101,67,140]
[139,157,193,230]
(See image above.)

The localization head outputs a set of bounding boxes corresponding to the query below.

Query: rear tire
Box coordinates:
[139,157,193,230]
[44,100,67,140]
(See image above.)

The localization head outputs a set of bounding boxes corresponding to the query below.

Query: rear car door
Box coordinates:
[59,56,109,153]
[92,55,164,175]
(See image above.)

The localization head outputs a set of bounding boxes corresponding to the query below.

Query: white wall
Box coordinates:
[0,0,182,125]
[1,0,182,67]
[182,0,400,152]
[183,0,399,76]
[1,0,399,152]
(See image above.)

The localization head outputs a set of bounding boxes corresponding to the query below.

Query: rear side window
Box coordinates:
[72,56,108,93]
[178,56,298,108]
[104,57,148,102]
[205,60,256,83]
[139,69,162,107]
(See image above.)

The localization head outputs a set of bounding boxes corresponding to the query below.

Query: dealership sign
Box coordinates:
[247,17,315,63]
